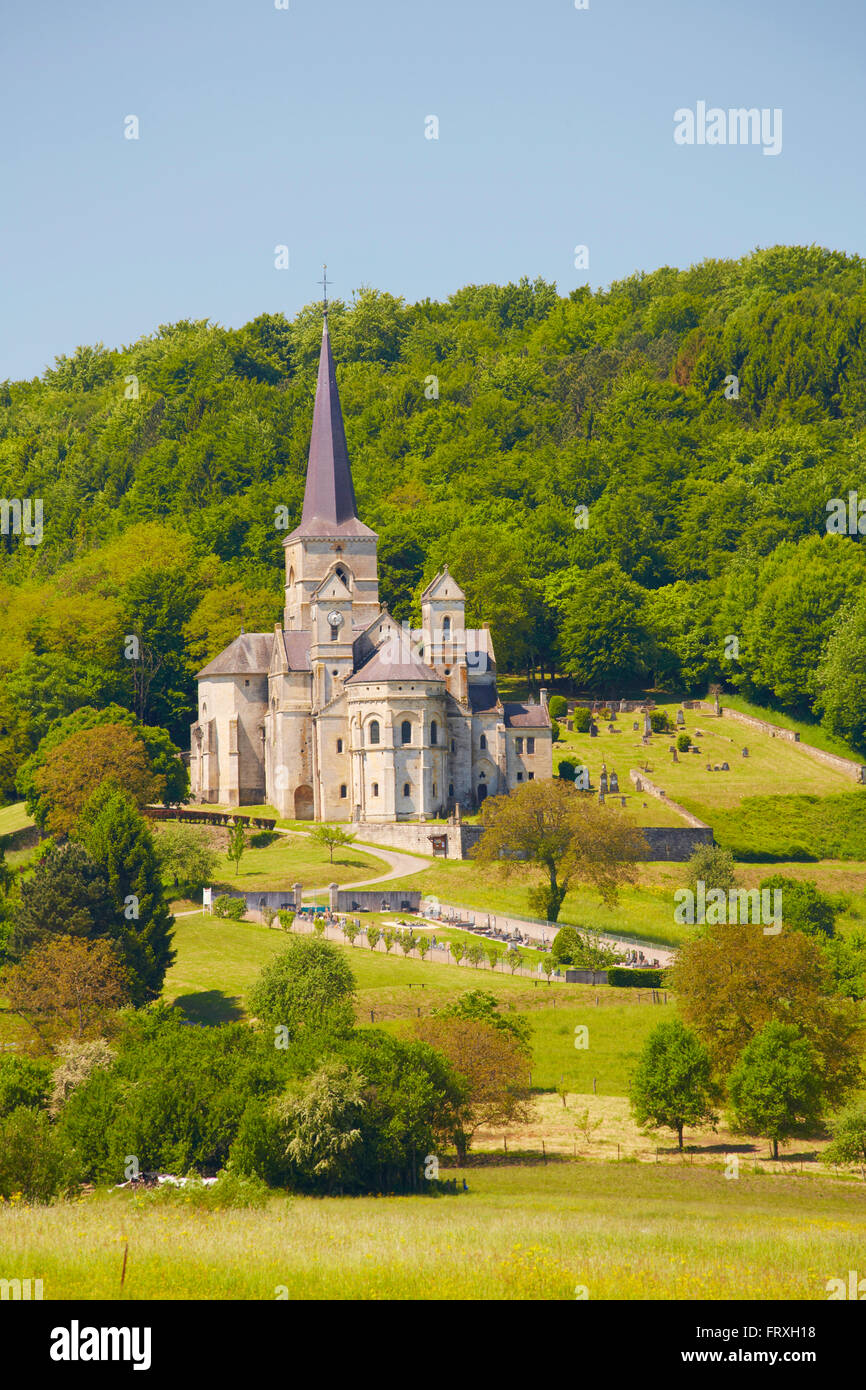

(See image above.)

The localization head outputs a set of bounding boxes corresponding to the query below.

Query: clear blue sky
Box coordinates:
[2,0,864,380]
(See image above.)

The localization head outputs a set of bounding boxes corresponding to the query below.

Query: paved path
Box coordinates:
[271,826,432,894]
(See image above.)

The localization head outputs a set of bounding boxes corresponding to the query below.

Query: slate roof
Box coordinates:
[282,631,312,671]
[503,701,551,729]
[345,645,445,685]
[468,684,500,714]
[285,317,376,543]
[197,633,273,679]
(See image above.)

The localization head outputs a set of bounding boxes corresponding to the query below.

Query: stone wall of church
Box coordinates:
[194,674,267,805]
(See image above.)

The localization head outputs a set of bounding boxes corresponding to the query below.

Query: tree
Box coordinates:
[507,949,523,975]
[13,841,117,956]
[549,561,653,689]
[226,819,247,875]
[670,921,864,1094]
[417,936,431,961]
[758,875,838,938]
[449,940,465,965]
[821,1102,866,1177]
[49,1038,115,1117]
[311,823,356,864]
[0,1108,80,1201]
[472,779,647,923]
[32,724,157,835]
[683,843,737,898]
[4,936,130,1044]
[557,758,576,782]
[815,595,866,753]
[400,930,418,957]
[382,928,396,954]
[629,1020,718,1151]
[541,956,554,983]
[342,919,360,946]
[551,923,617,969]
[485,943,502,971]
[248,936,356,1039]
[434,989,531,1047]
[156,823,217,892]
[280,1060,367,1192]
[17,704,188,824]
[728,1021,824,1159]
[366,924,381,952]
[466,942,485,969]
[77,784,176,1004]
[414,1016,532,1162]
[0,1055,51,1116]
[548,695,568,720]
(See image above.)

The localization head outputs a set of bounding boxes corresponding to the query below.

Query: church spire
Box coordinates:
[297,305,359,532]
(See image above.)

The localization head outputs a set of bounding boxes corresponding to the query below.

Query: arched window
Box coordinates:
[201,703,207,719]
[403,782,411,797]
[340,784,347,798]
[448,782,454,798]
[330,624,339,641]
[336,738,343,753]
[430,720,438,745]
[369,720,380,745]
[442,615,451,636]
[288,567,294,588]
[335,565,350,589]
[401,720,412,745]
[372,782,379,797]
[480,734,487,750]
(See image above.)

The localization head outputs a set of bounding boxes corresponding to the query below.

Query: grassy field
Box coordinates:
[3,1163,864,1300]
[153,823,389,893]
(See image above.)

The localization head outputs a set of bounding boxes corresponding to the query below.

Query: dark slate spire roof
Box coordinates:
[287,317,376,542]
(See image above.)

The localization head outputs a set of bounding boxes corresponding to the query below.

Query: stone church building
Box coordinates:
[189,313,552,821]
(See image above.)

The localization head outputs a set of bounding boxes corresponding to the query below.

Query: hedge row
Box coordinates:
[606,967,667,989]
[145,807,277,831]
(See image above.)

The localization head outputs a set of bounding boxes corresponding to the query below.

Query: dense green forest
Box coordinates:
[2,242,866,801]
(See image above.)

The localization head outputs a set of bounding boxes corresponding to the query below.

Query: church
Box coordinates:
[189,309,552,822]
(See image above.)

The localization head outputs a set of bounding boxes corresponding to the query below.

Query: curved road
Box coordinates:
[274,827,432,894]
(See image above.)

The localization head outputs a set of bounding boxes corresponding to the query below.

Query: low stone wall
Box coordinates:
[333,888,421,912]
[629,770,711,830]
[697,704,866,784]
[353,820,482,859]
[565,969,609,985]
[628,770,714,859]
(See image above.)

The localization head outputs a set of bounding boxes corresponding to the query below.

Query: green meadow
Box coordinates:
[4,1163,864,1300]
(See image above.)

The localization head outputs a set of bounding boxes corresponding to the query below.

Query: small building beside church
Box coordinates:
[189,310,552,821]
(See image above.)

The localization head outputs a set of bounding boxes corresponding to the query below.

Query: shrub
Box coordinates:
[0,1055,52,1116]
[550,719,561,742]
[141,1170,271,1211]
[607,967,666,988]
[650,712,669,734]
[214,894,246,920]
[0,1107,81,1201]
[248,937,356,1038]
[557,759,577,782]
[548,695,568,720]
[573,706,592,733]
[49,1038,115,1117]
[676,733,691,752]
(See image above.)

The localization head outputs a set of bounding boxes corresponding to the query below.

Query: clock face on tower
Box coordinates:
[327,610,344,629]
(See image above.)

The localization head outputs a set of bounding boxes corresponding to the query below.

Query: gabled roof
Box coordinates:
[197,633,273,679]
[420,564,466,602]
[345,645,444,686]
[503,701,551,729]
[285,317,376,543]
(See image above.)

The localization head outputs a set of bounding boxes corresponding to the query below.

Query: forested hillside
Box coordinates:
[2,242,866,800]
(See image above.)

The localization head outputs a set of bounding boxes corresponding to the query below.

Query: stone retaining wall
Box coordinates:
[697,704,866,784]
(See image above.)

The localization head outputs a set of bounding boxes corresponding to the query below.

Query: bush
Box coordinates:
[0,1055,51,1117]
[558,759,577,782]
[573,706,592,733]
[650,712,669,734]
[0,1107,81,1201]
[548,695,568,720]
[214,894,246,920]
[550,719,561,742]
[250,830,278,848]
[607,967,666,988]
[49,1038,115,1117]
[676,733,691,752]
[141,1169,271,1211]
[248,937,356,1039]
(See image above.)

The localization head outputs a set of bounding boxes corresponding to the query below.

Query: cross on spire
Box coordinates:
[318,263,331,315]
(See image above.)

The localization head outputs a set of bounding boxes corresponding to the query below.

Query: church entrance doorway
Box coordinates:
[477,784,488,805]
[294,785,314,820]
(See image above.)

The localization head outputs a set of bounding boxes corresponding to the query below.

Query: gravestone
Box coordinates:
[671,748,678,762]
[600,767,608,794]
[589,722,598,738]
[598,791,605,805]
[706,764,712,771]
[608,724,615,734]
[713,694,721,717]
[691,747,700,754]
[721,761,729,771]
[742,746,749,757]
[610,771,619,792]
[676,710,685,726]
[634,777,643,792]
[643,712,652,736]
[620,796,626,807]
[566,720,573,732]
[632,721,639,732]
[713,765,720,771]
